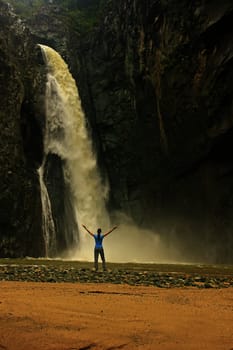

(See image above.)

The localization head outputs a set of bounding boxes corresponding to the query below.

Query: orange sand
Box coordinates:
[0,281,233,350]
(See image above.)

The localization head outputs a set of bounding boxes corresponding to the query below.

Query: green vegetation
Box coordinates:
[6,0,44,17]
[5,0,106,34]
[55,0,103,33]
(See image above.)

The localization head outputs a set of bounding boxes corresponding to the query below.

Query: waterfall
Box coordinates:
[39,44,109,260]
[38,166,57,257]
[38,45,182,264]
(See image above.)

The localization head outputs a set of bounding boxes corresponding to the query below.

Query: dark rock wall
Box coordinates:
[74,0,233,262]
[43,154,79,255]
[0,1,46,257]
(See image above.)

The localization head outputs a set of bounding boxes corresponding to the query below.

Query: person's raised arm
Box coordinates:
[82,224,94,237]
[103,226,118,238]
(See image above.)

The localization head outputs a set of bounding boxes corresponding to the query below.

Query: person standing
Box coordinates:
[82,224,117,271]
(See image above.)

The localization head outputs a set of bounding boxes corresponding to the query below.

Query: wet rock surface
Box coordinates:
[0,0,46,258]
[0,261,232,288]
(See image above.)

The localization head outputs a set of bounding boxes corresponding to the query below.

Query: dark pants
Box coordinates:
[94,247,106,271]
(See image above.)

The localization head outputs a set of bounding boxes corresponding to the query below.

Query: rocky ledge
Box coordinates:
[0,263,233,288]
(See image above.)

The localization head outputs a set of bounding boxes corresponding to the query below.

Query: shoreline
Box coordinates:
[0,259,233,288]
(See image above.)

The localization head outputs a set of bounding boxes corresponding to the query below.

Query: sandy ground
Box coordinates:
[0,281,233,350]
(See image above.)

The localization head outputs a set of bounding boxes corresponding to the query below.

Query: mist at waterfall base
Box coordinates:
[39,44,183,264]
[67,213,182,264]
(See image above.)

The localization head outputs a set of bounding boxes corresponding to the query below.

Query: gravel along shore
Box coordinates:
[0,260,233,288]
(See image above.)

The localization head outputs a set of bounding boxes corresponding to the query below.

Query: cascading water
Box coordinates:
[38,44,182,263]
[38,165,57,257]
[39,44,109,260]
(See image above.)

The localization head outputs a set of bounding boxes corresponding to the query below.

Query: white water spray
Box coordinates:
[39,44,109,260]
[39,45,182,263]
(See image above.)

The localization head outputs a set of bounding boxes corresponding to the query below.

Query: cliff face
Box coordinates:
[74,0,233,262]
[0,1,46,257]
[1,0,233,263]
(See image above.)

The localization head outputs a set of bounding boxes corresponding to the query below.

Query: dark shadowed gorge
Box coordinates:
[0,0,233,263]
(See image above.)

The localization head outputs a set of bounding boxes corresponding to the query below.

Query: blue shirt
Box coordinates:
[94,234,104,249]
